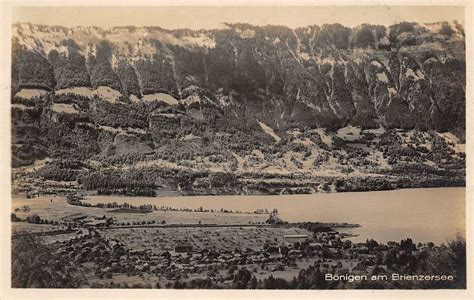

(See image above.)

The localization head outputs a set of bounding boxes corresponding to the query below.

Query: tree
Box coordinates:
[233,268,252,289]
[26,214,41,224]
[383,248,398,267]
[447,235,466,288]
[262,275,292,289]
[293,241,301,250]
[375,252,384,265]
[365,239,379,252]
[343,239,352,250]
[400,238,416,253]
[11,213,21,222]
[12,235,82,288]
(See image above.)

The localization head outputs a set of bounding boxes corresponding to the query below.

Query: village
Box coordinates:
[12,200,446,289]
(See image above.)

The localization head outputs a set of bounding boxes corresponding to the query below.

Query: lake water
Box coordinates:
[84,187,465,244]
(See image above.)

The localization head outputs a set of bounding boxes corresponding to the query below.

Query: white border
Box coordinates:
[0,1,472,299]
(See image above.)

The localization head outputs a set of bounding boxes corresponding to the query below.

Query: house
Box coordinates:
[309,242,324,249]
[62,213,89,225]
[328,239,342,247]
[85,219,108,228]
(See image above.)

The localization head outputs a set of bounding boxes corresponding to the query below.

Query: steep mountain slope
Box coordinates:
[11,21,465,195]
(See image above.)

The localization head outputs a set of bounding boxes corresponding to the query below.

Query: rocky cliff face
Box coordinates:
[12,21,465,132]
[11,21,466,195]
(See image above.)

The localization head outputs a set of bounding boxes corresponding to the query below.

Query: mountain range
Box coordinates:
[11,21,466,195]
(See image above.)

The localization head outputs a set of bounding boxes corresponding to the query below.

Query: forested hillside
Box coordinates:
[11,21,466,195]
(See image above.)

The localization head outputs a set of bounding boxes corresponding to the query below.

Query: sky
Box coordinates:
[13,6,464,30]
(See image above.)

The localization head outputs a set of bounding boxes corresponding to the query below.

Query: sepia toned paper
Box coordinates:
[1,0,473,299]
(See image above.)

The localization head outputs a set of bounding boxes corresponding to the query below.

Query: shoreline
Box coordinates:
[12,185,467,200]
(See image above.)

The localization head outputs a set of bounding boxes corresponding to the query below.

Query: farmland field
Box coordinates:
[10,188,466,289]
[11,195,269,230]
[98,226,312,252]
[12,187,465,244]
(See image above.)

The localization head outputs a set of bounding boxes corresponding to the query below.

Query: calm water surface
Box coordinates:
[85,187,465,244]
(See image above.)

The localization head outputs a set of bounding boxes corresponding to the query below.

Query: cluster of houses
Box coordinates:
[48,224,385,284]
[42,213,443,287]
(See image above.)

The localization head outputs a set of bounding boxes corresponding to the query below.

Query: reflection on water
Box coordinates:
[85,187,465,244]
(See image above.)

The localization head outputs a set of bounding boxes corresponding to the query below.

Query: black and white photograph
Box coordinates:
[1,2,472,296]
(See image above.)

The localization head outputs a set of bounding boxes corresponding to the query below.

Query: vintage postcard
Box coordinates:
[0,1,472,299]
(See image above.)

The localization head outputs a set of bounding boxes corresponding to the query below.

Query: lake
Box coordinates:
[82,187,465,244]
